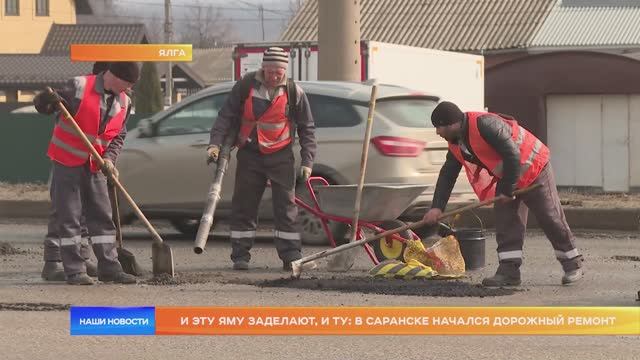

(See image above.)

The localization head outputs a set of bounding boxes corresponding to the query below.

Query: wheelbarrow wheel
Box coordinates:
[370,220,411,262]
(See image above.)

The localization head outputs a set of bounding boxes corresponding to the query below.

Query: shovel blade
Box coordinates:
[152,242,175,277]
[117,247,143,276]
[326,248,357,272]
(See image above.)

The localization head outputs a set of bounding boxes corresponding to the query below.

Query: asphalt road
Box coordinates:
[1,219,638,360]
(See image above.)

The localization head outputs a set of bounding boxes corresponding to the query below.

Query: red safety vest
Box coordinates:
[237,87,292,154]
[449,112,550,200]
[47,75,128,173]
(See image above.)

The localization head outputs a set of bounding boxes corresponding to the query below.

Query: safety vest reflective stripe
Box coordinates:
[491,126,527,176]
[91,235,115,244]
[260,131,291,148]
[57,120,96,142]
[50,135,89,159]
[231,230,256,238]
[258,122,286,130]
[95,138,111,147]
[555,248,579,259]
[274,230,300,240]
[60,235,81,246]
[498,250,523,260]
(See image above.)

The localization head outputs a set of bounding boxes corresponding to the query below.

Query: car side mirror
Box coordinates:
[137,118,154,138]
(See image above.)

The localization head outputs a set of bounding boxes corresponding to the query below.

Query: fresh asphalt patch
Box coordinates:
[612,255,640,262]
[242,276,521,297]
[0,302,70,311]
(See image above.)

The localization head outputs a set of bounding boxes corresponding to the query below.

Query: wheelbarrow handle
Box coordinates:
[291,183,541,277]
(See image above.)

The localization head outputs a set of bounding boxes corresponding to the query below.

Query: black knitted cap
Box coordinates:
[431,101,464,127]
[108,62,140,83]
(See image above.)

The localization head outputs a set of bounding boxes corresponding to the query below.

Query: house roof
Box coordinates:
[530,3,640,49]
[41,23,148,55]
[0,55,92,87]
[281,0,556,52]
[187,47,233,85]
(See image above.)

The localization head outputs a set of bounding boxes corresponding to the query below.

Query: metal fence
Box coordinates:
[0,113,147,183]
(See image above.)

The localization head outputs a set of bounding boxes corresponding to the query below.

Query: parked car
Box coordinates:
[116,81,475,244]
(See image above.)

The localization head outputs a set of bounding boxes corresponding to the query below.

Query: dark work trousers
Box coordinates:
[230,146,301,264]
[51,162,123,276]
[43,188,93,263]
[494,164,584,272]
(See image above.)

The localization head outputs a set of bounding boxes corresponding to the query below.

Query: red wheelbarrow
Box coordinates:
[295,176,432,265]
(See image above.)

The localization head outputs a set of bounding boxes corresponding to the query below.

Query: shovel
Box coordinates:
[292,184,541,278]
[327,83,378,272]
[48,87,174,277]
[108,183,143,276]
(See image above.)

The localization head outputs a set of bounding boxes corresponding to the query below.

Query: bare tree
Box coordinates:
[288,0,303,14]
[178,1,233,48]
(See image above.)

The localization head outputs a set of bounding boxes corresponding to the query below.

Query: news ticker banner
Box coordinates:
[70,306,640,336]
[70,44,192,62]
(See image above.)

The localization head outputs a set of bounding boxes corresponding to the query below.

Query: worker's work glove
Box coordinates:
[35,89,64,115]
[422,208,443,226]
[101,158,119,179]
[41,89,63,106]
[206,145,220,165]
[297,166,312,184]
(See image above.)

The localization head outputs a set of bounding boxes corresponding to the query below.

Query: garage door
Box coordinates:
[546,94,640,192]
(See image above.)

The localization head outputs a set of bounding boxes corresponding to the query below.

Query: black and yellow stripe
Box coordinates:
[369,260,435,280]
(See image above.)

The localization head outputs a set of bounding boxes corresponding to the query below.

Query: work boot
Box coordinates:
[482,263,521,287]
[98,272,137,284]
[85,260,98,277]
[561,268,584,285]
[283,260,317,272]
[232,261,249,271]
[41,261,66,281]
[66,273,95,285]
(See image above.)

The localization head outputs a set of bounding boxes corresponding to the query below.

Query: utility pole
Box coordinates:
[164,0,173,106]
[318,0,361,81]
[259,5,265,41]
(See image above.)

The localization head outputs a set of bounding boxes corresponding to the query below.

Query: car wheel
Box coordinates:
[170,218,200,237]
[296,183,349,246]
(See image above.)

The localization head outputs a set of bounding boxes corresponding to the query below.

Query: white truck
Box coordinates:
[232,40,485,111]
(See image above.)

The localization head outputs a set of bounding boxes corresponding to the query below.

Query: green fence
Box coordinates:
[0,113,148,183]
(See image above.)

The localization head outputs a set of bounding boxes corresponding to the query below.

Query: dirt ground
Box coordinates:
[2,182,640,208]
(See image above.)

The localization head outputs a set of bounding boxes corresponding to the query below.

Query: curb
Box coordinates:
[1,200,639,231]
[440,207,640,232]
[1,200,49,219]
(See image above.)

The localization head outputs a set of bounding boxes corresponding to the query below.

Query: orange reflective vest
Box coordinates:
[449,112,550,200]
[47,75,128,173]
[237,88,292,154]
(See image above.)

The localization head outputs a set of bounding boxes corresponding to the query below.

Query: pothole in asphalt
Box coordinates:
[0,302,70,311]
[243,276,521,297]
[612,255,640,262]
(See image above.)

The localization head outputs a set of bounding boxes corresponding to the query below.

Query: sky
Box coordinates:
[109,0,301,43]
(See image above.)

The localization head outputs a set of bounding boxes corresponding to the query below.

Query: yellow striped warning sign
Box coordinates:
[369,260,435,279]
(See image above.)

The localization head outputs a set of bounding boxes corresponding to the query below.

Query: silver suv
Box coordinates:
[117,81,475,244]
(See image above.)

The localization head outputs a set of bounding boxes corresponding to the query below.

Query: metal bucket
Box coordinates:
[443,211,486,271]
[455,228,486,270]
